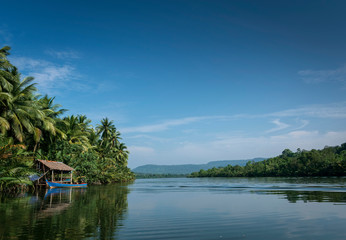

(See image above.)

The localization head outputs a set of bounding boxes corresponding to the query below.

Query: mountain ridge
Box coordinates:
[132,158,266,174]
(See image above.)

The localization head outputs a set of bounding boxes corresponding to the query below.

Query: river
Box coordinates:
[1,177,346,239]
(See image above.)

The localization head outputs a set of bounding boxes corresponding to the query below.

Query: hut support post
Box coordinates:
[70,171,73,183]
[52,170,54,181]
[43,165,47,180]
[60,171,62,182]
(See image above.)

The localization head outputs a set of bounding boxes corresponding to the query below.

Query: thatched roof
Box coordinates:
[37,160,75,171]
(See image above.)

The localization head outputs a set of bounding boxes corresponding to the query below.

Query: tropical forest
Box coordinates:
[189,143,346,178]
[0,46,134,192]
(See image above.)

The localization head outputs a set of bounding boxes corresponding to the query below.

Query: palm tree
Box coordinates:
[96,118,115,141]
[115,142,129,166]
[0,70,40,143]
[88,128,100,149]
[61,115,91,151]
[31,95,67,152]
[0,46,14,91]
[0,46,14,135]
[96,118,122,148]
[0,46,43,144]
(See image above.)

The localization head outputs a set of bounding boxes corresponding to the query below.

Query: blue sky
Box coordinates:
[1,0,346,168]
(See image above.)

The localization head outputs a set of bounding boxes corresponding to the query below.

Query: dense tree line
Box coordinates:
[189,143,346,178]
[0,46,134,191]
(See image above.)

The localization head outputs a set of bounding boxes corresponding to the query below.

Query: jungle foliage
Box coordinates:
[0,46,134,192]
[189,143,346,178]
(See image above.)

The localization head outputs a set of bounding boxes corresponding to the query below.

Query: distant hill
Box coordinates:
[132,158,265,175]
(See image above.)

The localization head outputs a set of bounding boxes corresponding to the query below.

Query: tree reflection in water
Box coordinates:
[0,184,130,240]
[263,190,346,203]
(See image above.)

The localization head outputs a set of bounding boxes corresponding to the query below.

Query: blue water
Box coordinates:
[1,177,346,239]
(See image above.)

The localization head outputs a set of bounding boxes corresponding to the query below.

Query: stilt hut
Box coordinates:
[36,160,75,187]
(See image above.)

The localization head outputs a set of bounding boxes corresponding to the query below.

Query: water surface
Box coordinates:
[1,177,346,239]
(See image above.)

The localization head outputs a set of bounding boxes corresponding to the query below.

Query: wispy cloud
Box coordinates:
[266,119,290,133]
[123,102,346,135]
[122,116,219,133]
[128,146,155,154]
[45,49,80,60]
[161,130,346,166]
[128,129,346,167]
[10,56,79,93]
[12,57,51,69]
[125,104,346,167]
[126,134,171,142]
[294,119,309,130]
[299,64,346,84]
[32,65,75,88]
[270,102,346,118]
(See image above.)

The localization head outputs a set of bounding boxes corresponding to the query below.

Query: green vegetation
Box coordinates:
[189,143,346,178]
[0,46,134,192]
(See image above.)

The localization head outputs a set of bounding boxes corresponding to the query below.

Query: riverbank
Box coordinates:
[189,143,346,178]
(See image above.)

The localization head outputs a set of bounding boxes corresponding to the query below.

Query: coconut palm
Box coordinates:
[0,46,43,144]
[96,118,115,141]
[31,95,67,152]
[96,118,122,148]
[62,115,91,151]
[0,70,40,143]
[0,46,14,92]
[115,142,129,166]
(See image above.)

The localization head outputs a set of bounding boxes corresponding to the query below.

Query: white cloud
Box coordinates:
[10,56,78,93]
[124,103,346,167]
[128,146,155,154]
[299,64,346,84]
[161,130,346,166]
[32,65,75,87]
[11,57,50,69]
[45,49,80,59]
[126,134,171,142]
[122,102,346,136]
[270,102,346,119]
[122,116,216,133]
[295,119,309,130]
[266,119,290,133]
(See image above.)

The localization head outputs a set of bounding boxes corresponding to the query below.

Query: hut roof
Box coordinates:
[37,160,75,171]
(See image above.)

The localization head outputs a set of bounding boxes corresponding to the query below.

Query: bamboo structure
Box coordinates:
[36,160,75,187]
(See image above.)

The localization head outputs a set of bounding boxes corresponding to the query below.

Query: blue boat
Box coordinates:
[46,180,87,188]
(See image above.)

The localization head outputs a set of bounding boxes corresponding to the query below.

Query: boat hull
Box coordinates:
[46,180,87,188]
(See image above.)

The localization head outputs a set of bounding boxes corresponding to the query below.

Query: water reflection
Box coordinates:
[130,177,346,203]
[34,188,86,218]
[0,184,130,240]
[1,178,346,240]
[122,178,346,240]
[263,190,346,203]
